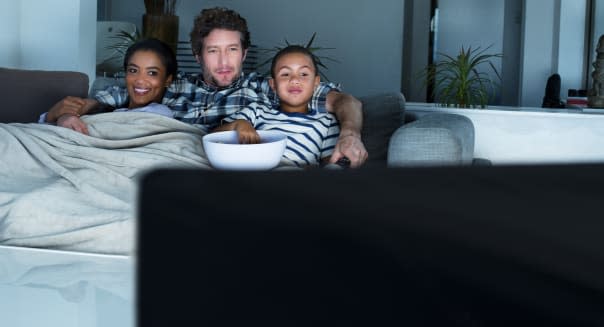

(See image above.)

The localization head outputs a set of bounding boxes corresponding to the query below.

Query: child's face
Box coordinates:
[125,50,173,109]
[269,52,320,112]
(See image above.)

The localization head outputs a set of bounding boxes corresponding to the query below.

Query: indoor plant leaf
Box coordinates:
[422,44,502,108]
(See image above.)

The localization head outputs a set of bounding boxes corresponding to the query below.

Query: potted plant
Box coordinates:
[103,0,178,76]
[142,0,179,53]
[422,45,502,108]
[255,32,339,81]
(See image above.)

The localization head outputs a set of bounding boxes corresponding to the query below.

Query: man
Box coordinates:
[48,7,368,167]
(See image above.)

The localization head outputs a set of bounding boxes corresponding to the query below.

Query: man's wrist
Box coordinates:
[338,129,361,139]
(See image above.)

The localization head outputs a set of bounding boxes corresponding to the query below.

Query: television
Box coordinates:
[137,165,604,326]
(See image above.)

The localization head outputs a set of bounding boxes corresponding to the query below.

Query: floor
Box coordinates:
[0,245,134,327]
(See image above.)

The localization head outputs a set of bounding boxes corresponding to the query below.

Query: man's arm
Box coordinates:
[325,91,368,168]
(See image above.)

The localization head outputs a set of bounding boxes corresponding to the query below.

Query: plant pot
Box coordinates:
[142,14,179,54]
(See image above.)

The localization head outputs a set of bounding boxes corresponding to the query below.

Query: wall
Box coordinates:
[501,0,523,106]
[520,0,588,107]
[437,0,505,104]
[519,0,557,108]
[0,0,97,86]
[104,0,592,105]
[406,103,604,165]
[588,0,604,89]
[402,0,588,107]
[556,0,589,95]
[107,0,405,98]
[401,0,431,102]
[0,1,20,67]
[402,0,523,106]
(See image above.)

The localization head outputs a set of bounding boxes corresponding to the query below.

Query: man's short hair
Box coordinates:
[189,7,251,56]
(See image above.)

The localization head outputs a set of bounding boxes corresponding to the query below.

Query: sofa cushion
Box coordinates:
[359,92,405,164]
[387,113,475,166]
[0,68,89,123]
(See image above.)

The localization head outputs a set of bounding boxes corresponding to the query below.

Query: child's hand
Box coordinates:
[57,114,89,135]
[234,120,260,144]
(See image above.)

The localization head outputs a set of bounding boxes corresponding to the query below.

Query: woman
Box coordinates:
[42,38,177,135]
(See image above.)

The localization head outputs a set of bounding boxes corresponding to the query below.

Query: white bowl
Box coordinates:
[202,130,287,170]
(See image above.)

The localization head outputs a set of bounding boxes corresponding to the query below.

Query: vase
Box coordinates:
[142,14,179,54]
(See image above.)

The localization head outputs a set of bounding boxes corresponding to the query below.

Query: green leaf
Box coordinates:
[421,44,502,108]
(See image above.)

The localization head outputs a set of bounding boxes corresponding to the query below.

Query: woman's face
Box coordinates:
[125,50,173,109]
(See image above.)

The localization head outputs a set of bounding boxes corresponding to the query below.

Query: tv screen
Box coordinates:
[137,165,604,326]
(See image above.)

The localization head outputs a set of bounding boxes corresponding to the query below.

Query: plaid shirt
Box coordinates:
[94,72,340,131]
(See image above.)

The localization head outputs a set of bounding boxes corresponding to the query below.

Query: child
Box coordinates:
[214,45,340,167]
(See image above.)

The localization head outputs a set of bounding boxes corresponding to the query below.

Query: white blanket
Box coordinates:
[0,112,210,255]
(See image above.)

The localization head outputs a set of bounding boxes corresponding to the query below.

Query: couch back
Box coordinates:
[0,67,404,164]
[359,92,406,164]
[0,68,89,123]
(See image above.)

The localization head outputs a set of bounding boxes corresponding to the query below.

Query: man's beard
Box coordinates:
[202,65,241,88]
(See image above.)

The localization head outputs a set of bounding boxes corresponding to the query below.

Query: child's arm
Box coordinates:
[213,119,260,144]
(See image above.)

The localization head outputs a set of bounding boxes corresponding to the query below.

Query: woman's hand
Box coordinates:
[47,97,99,123]
[57,114,89,135]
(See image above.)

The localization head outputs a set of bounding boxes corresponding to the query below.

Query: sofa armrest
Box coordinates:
[387,113,475,167]
[0,68,89,123]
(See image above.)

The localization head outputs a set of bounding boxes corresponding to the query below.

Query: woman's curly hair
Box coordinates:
[189,7,251,56]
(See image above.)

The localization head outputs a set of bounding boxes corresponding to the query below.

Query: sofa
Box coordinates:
[1,67,476,167]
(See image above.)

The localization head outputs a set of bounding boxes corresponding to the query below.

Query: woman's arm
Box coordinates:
[45,97,108,123]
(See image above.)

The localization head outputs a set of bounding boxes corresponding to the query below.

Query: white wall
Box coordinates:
[0,0,97,87]
[557,0,588,95]
[105,0,592,104]
[108,0,405,98]
[501,0,523,106]
[402,0,588,107]
[0,1,21,67]
[436,0,505,104]
[520,0,588,107]
[588,0,604,89]
[519,0,556,108]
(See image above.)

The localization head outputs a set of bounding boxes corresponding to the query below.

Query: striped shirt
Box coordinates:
[223,107,340,167]
[94,72,340,132]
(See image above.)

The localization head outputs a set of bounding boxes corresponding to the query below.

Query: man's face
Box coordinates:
[196,29,247,88]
